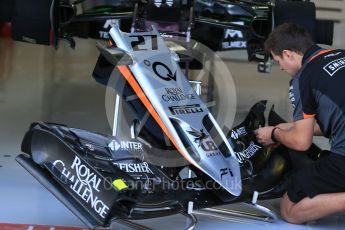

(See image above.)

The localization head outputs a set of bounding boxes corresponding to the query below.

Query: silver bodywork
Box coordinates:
[108,25,242,196]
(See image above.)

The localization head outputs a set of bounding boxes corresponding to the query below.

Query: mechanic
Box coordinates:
[254,23,345,224]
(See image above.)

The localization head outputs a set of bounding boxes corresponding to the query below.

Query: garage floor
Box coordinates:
[1,35,345,229]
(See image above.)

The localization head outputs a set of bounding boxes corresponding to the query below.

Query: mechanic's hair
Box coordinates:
[264,23,315,56]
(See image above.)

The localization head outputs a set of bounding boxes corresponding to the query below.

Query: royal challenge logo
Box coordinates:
[162,87,195,103]
[53,156,110,219]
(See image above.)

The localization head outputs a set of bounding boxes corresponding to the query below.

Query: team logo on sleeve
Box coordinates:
[323,57,345,76]
[289,85,296,109]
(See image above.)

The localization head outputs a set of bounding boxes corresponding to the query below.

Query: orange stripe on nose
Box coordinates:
[117,65,196,166]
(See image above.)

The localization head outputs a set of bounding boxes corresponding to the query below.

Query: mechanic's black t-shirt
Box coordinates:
[289,45,345,156]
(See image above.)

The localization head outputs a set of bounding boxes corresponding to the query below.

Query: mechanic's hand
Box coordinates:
[254,126,276,146]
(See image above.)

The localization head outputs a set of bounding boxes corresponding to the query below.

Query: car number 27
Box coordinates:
[128,35,158,51]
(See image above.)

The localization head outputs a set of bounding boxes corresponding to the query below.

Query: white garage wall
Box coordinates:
[334,23,345,48]
[313,0,345,48]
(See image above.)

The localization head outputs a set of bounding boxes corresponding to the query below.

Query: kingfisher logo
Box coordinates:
[186,127,218,153]
[187,128,209,147]
[113,162,153,174]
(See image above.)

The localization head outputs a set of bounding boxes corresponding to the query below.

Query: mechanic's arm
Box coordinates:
[275,120,323,136]
[275,122,294,130]
[255,117,315,151]
[313,122,323,136]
